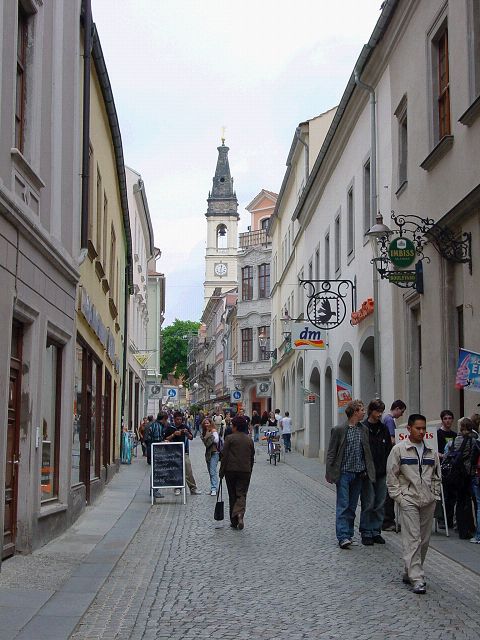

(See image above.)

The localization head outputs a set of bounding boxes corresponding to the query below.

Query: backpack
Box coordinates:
[149,421,164,443]
[441,437,468,488]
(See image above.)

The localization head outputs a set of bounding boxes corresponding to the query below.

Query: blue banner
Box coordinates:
[455,348,480,391]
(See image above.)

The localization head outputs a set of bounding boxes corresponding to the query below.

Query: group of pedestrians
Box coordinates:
[326,397,480,596]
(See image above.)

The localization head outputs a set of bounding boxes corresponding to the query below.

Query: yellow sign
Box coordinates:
[134,353,151,367]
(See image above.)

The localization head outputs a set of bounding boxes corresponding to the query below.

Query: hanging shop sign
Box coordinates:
[455,348,480,392]
[350,298,374,326]
[387,237,416,268]
[291,322,326,349]
[299,279,356,330]
[256,381,271,397]
[304,393,316,404]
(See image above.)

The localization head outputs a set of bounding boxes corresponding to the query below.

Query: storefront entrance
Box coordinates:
[3,322,22,559]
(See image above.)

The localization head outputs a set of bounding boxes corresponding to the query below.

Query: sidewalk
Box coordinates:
[282,448,480,576]
[0,457,152,640]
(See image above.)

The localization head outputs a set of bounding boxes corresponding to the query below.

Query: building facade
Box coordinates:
[125,167,154,431]
[0,0,82,557]
[73,20,132,508]
[270,0,480,461]
[145,249,165,416]
[233,190,277,416]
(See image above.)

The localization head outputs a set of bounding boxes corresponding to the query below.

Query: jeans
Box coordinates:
[472,478,480,541]
[283,433,291,451]
[335,471,364,542]
[208,452,220,491]
[254,426,260,442]
[360,475,388,538]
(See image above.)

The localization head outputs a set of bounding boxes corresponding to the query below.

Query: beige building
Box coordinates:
[72,18,132,505]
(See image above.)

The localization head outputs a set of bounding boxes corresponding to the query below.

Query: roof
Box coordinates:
[245,189,278,212]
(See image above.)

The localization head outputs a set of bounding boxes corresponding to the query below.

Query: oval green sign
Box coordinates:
[388,237,416,268]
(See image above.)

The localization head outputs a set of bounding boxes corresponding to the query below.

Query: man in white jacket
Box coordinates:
[386,414,441,595]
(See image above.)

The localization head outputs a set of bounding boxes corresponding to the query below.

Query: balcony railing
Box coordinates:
[239,229,268,248]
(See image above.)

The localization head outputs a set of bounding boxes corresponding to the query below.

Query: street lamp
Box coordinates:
[365,213,392,399]
[258,330,276,359]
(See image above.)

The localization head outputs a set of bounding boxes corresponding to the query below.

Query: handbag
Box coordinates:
[214,480,224,521]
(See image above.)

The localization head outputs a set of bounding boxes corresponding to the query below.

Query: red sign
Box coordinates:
[350,298,374,326]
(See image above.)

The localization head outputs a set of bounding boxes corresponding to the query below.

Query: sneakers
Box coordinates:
[190,488,202,495]
[372,534,386,544]
[412,582,427,595]
[469,537,480,544]
[382,523,396,532]
[361,537,374,546]
[339,539,351,549]
[349,539,359,546]
[174,488,181,496]
[210,489,217,496]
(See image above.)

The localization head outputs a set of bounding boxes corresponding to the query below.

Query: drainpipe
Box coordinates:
[120,264,129,458]
[80,0,92,254]
[354,62,381,399]
[295,127,309,186]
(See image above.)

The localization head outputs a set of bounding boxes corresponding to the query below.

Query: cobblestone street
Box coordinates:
[65,439,480,640]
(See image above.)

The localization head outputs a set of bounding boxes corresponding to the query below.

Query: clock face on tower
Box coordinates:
[214,262,228,277]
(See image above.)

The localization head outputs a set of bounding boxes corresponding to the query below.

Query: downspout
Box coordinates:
[354,61,381,399]
[120,264,129,457]
[295,127,309,186]
[80,0,92,255]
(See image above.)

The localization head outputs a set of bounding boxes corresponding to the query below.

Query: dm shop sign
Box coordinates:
[291,323,326,350]
[388,237,416,268]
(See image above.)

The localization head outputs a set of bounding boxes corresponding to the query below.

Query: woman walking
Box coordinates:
[219,415,255,530]
[201,417,220,496]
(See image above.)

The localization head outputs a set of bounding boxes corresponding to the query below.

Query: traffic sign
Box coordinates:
[167,388,178,398]
[231,390,243,402]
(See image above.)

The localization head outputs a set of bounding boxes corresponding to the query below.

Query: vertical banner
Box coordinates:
[336,379,353,414]
[455,348,480,391]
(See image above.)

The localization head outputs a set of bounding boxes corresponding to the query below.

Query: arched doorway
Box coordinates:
[338,350,353,387]
[307,366,320,458]
[360,335,375,405]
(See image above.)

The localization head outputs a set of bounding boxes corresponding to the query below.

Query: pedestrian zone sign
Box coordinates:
[167,388,178,399]
[231,390,243,402]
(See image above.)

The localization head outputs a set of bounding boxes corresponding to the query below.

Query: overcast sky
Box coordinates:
[92,0,383,325]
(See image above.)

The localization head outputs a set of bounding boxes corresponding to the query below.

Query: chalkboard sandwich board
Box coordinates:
[151,442,186,504]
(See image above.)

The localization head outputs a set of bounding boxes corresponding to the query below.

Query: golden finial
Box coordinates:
[221,126,226,145]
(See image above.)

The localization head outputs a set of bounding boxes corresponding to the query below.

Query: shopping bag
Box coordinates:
[214,480,224,521]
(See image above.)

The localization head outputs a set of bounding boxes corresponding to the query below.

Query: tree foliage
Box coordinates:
[160,319,200,381]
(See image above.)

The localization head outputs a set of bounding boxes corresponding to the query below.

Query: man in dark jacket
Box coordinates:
[326,400,375,549]
[359,399,392,545]
[219,415,255,530]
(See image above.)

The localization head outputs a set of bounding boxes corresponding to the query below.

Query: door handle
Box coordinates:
[7,459,19,465]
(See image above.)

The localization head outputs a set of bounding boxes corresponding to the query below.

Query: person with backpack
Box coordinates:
[145,412,168,464]
[470,437,480,543]
[443,417,477,539]
[201,417,221,496]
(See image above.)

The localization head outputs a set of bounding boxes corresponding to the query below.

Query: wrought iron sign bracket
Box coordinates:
[299,279,357,330]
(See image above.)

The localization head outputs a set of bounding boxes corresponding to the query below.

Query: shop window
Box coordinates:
[15,4,29,153]
[72,344,83,485]
[41,339,62,501]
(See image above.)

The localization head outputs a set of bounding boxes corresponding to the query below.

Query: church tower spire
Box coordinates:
[203,140,239,308]
[206,142,239,219]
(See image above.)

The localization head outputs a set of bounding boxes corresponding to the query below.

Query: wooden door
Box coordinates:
[4,324,22,559]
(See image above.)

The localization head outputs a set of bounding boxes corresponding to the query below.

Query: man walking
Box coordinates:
[326,400,375,549]
[436,409,456,529]
[359,400,392,545]
[280,411,292,452]
[386,414,441,594]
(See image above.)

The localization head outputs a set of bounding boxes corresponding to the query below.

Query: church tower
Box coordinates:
[203,139,239,306]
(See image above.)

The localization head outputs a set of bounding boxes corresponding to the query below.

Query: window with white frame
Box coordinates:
[363,159,371,234]
[325,232,330,279]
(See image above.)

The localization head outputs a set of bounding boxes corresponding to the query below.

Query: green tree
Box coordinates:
[160,319,200,381]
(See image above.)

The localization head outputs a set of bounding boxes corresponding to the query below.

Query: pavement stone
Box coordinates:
[69,439,480,640]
